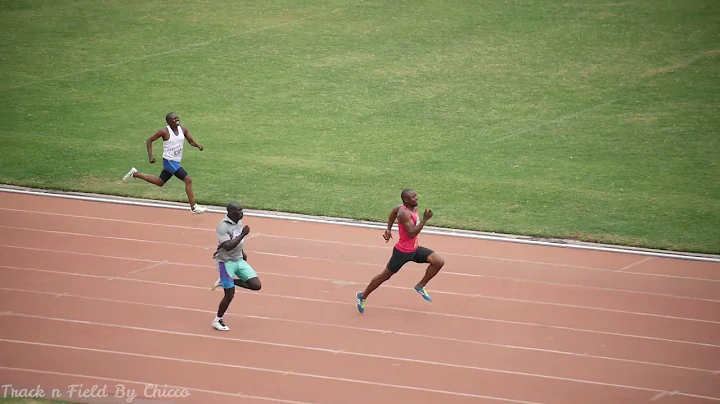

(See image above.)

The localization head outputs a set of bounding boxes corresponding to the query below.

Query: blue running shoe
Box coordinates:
[414,285,432,301]
[356,291,366,313]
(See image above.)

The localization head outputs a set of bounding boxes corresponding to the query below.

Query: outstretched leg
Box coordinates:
[356,268,394,313]
[123,167,166,186]
[414,252,445,301]
[360,268,394,300]
[212,261,239,331]
[357,248,409,313]
[175,169,206,213]
[213,287,234,331]
[182,175,196,208]
[212,260,237,331]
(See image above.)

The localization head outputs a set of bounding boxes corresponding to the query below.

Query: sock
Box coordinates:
[214,316,221,322]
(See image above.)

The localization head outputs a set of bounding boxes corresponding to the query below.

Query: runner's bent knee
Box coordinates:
[246,277,261,290]
[428,253,445,267]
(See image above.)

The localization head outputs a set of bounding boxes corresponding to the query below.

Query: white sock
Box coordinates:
[214,316,221,322]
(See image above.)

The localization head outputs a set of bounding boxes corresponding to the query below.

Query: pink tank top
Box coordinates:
[395,206,419,253]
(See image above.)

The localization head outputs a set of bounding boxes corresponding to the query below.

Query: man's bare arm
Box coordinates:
[383,205,402,242]
[387,205,402,231]
[182,126,203,151]
[219,225,250,251]
[146,129,166,163]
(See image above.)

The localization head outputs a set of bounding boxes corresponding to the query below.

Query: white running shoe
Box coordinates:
[211,278,221,290]
[212,319,229,331]
[192,204,207,214]
[123,167,137,181]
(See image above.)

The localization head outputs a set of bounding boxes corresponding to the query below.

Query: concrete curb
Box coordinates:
[1,184,718,263]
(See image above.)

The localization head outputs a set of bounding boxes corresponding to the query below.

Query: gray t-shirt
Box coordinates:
[213,215,245,262]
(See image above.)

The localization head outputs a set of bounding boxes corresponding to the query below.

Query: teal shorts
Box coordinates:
[217,259,257,289]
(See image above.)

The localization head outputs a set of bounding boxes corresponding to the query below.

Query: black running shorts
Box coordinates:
[386,246,434,273]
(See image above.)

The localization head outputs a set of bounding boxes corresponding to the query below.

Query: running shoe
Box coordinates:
[356,291,366,313]
[212,318,229,331]
[122,167,137,181]
[414,285,432,301]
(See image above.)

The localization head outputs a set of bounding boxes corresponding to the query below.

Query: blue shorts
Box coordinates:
[160,158,188,182]
[163,158,182,173]
[217,259,258,289]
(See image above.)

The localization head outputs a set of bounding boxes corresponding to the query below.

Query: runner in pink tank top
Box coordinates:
[394,205,419,253]
[356,189,446,313]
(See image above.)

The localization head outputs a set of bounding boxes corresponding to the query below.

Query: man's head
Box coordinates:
[166,112,180,128]
[226,201,244,223]
[401,188,418,207]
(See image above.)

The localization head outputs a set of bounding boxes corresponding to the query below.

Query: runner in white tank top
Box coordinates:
[122,112,207,214]
[162,124,186,162]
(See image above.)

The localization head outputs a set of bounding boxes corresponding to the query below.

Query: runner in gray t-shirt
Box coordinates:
[211,201,262,332]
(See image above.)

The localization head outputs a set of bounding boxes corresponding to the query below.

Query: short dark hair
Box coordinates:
[227,201,243,211]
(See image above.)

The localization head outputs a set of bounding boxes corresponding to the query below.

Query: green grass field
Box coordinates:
[1,0,718,253]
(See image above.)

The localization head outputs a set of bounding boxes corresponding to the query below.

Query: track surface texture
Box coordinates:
[0,191,718,404]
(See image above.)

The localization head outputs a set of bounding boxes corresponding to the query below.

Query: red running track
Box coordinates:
[0,191,719,404]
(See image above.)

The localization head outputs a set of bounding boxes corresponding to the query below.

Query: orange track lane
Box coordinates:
[0,191,718,404]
